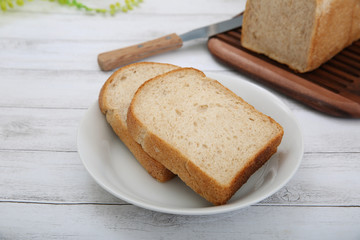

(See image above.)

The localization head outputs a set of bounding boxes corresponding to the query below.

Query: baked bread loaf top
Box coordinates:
[127,68,284,205]
[241,0,360,73]
[99,62,179,182]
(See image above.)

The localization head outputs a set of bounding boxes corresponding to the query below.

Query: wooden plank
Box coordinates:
[0,202,359,240]
[0,13,235,41]
[262,152,360,206]
[0,69,105,109]
[1,150,359,206]
[0,3,245,72]
[0,108,84,152]
[0,38,226,71]
[1,107,359,152]
[0,150,124,204]
[0,68,302,110]
[292,110,360,153]
[3,0,246,15]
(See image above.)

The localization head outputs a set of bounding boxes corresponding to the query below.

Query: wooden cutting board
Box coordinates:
[208,27,360,118]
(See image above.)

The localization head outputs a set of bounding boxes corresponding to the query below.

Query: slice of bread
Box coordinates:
[241,0,360,73]
[127,68,284,205]
[99,62,179,182]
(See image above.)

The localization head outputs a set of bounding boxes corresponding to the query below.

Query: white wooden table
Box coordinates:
[1,0,359,239]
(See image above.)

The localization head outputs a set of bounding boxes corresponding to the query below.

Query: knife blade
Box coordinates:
[98,15,243,71]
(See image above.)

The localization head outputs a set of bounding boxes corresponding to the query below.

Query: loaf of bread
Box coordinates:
[241,0,360,73]
[99,62,179,182]
[127,68,284,205]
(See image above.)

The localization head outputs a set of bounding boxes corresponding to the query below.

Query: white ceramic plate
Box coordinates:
[77,73,303,215]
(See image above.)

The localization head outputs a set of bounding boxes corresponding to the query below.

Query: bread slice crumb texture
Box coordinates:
[103,62,179,126]
[131,68,283,186]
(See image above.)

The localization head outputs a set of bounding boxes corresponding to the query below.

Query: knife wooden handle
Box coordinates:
[98,33,183,71]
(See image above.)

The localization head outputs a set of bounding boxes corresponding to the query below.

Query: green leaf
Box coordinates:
[16,0,24,6]
[6,0,14,8]
[1,1,7,11]
[0,0,144,14]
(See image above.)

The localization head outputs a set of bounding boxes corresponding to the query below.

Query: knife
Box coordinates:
[97,15,243,71]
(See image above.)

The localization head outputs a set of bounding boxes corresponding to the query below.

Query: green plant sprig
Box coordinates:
[0,0,143,15]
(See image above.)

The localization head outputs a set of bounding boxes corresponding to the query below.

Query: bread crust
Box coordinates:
[99,62,178,182]
[241,0,360,73]
[127,68,284,205]
[307,0,359,72]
